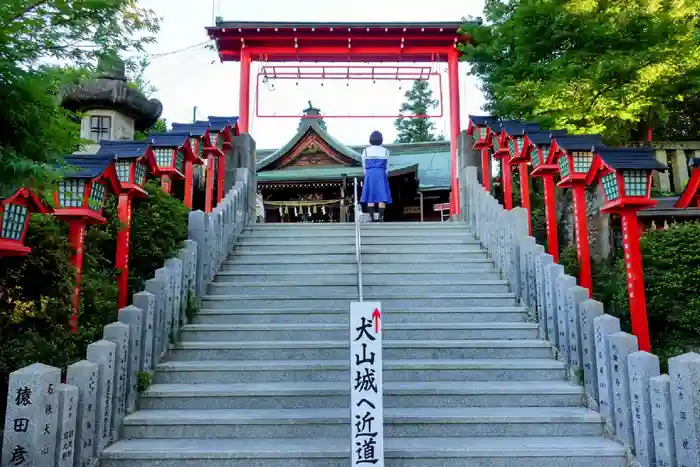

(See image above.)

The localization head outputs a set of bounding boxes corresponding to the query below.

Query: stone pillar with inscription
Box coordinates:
[86,339,116,454]
[2,363,61,467]
[133,291,156,372]
[607,331,638,449]
[103,322,130,440]
[66,359,99,467]
[627,351,660,467]
[593,314,621,435]
[668,352,700,467]
[55,383,78,467]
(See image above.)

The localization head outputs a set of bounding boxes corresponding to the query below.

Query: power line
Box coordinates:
[148,41,210,60]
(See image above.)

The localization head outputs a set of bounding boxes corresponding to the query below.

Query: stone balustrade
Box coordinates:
[643,141,700,194]
[461,165,700,467]
[1,168,254,467]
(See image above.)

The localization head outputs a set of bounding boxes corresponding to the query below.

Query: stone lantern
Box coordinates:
[467,115,499,191]
[589,145,667,351]
[60,56,163,154]
[552,134,604,294]
[170,123,211,209]
[0,188,52,257]
[54,154,121,331]
[96,140,159,309]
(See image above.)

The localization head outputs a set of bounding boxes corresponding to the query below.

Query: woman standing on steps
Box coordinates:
[360,130,392,222]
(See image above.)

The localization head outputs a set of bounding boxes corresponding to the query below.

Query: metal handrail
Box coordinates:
[353,177,363,302]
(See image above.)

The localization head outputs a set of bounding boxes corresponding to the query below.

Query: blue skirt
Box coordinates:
[361,167,392,204]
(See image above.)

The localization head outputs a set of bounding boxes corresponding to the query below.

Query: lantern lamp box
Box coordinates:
[170,123,211,166]
[551,134,603,188]
[0,187,52,256]
[97,140,158,197]
[588,146,668,213]
[528,130,568,177]
[53,154,121,224]
[467,115,498,150]
[148,132,202,180]
[502,122,540,165]
[350,301,384,467]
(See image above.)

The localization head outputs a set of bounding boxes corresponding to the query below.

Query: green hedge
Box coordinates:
[0,180,188,427]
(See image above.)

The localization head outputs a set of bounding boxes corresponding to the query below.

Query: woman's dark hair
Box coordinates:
[369,130,383,146]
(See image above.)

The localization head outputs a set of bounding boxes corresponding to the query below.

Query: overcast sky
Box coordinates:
[138,0,487,149]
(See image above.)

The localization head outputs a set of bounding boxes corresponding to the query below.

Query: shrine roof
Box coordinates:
[171,122,209,137]
[639,196,700,217]
[207,19,475,62]
[148,132,190,148]
[96,140,151,159]
[553,134,603,151]
[594,146,667,171]
[528,130,568,145]
[61,154,114,178]
[256,120,363,170]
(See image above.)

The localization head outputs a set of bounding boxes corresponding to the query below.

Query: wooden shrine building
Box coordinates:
[256,103,452,222]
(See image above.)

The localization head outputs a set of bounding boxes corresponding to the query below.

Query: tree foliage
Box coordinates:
[0,0,159,195]
[460,0,700,142]
[394,80,444,143]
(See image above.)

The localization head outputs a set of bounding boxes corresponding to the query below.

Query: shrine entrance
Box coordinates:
[206,20,472,217]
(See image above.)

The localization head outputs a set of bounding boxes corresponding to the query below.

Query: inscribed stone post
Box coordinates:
[86,339,116,454]
[555,275,576,364]
[188,210,208,297]
[593,314,621,435]
[118,305,143,414]
[177,248,190,325]
[668,352,700,467]
[579,299,604,404]
[544,263,563,351]
[526,243,544,321]
[155,267,174,351]
[165,258,184,333]
[607,331,638,448]
[628,351,660,467]
[133,291,156,372]
[535,253,553,340]
[518,237,535,306]
[55,383,78,467]
[186,239,198,302]
[566,286,589,382]
[103,322,129,440]
[145,278,167,363]
[649,374,677,467]
[1,363,61,467]
[66,360,99,467]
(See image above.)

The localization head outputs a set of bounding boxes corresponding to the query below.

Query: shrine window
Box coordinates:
[89,115,111,143]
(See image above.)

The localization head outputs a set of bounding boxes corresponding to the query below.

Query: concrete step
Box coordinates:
[220,260,496,273]
[153,359,567,384]
[120,407,604,439]
[179,322,539,341]
[229,244,485,255]
[102,437,627,467]
[225,252,490,262]
[167,339,552,361]
[212,271,503,284]
[200,293,518,309]
[239,235,480,246]
[206,281,512,296]
[192,306,529,324]
[140,380,585,410]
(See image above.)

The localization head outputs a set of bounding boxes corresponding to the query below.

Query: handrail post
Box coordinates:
[353,177,363,302]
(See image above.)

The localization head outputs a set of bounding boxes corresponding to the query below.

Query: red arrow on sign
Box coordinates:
[372,308,381,334]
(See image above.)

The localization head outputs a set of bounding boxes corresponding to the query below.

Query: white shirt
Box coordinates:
[361,145,390,173]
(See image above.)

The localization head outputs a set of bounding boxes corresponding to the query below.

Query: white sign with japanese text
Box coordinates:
[350,301,384,466]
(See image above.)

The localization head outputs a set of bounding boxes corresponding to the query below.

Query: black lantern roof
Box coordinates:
[208,116,240,130]
[97,140,151,159]
[60,57,163,131]
[171,122,210,137]
[689,157,700,168]
[528,130,568,145]
[501,122,541,136]
[594,146,667,171]
[61,154,115,178]
[553,134,603,152]
[469,115,499,126]
[149,132,191,148]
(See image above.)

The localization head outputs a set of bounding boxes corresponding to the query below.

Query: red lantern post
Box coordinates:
[467,116,498,191]
[505,123,541,235]
[54,155,121,332]
[552,134,603,295]
[587,146,667,352]
[98,140,159,309]
[490,122,515,209]
[198,121,228,212]
[527,130,569,262]
[675,157,700,208]
[208,116,240,203]
[0,188,52,257]
[170,124,209,208]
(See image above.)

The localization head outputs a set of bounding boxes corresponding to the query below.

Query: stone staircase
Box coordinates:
[102,222,627,467]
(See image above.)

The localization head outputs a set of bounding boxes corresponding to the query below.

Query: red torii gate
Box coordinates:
[206,20,473,216]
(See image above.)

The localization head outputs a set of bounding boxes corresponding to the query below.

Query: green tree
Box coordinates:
[460,0,700,143]
[0,0,160,195]
[394,80,444,143]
